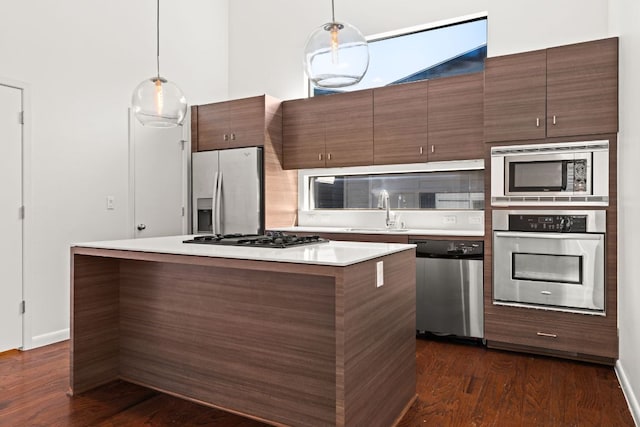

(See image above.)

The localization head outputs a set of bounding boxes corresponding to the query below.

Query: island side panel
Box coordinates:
[70,252,120,394]
[118,259,337,427]
[337,249,416,427]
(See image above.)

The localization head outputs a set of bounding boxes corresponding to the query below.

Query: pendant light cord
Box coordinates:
[331,0,335,23]
[156,0,160,79]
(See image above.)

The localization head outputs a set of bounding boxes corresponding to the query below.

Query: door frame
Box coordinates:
[127,108,190,239]
[1,77,31,350]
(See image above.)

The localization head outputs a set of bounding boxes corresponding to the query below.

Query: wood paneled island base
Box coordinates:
[70,245,416,427]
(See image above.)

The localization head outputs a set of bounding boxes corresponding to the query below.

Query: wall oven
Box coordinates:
[491,140,609,206]
[492,210,606,314]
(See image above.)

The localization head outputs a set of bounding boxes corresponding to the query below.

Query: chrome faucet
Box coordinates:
[377,189,395,228]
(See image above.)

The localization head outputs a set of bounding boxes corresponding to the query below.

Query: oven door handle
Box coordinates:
[493,231,604,240]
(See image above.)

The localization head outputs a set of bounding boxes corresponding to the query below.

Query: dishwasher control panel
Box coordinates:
[410,239,484,259]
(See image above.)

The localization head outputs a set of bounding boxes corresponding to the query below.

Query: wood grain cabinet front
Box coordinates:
[373,74,484,165]
[194,95,267,151]
[427,72,484,161]
[283,90,373,169]
[373,81,429,165]
[484,37,618,142]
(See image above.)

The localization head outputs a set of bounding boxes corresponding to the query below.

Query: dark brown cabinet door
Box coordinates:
[196,96,267,151]
[546,37,618,137]
[428,73,484,161]
[282,97,326,169]
[228,96,266,148]
[324,90,374,167]
[373,81,428,165]
[484,50,547,142]
[197,101,230,151]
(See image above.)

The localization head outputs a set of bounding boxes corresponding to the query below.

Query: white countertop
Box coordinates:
[272,226,484,237]
[73,235,416,267]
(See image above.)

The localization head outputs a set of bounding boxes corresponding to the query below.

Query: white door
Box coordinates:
[0,84,23,352]
[131,112,187,238]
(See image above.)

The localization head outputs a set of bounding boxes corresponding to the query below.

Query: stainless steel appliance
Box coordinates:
[411,239,484,339]
[492,210,606,314]
[183,232,327,248]
[491,140,609,206]
[192,147,263,235]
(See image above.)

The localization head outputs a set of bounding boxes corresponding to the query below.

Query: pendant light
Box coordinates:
[303,0,370,88]
[132,0,187,128]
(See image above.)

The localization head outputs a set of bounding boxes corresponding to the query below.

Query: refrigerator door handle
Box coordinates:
[211,171,219,234]
[215,172,222,234]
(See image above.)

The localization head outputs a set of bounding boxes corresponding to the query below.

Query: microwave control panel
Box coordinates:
[508,214,588,233]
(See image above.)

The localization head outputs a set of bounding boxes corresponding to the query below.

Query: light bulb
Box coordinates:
[330,24,340,64]
[154,78,164,115]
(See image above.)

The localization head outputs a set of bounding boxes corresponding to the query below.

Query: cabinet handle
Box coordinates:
[230,133,236,140]
[536,117,540,127]
[419,146,423,155]
[318,153,323,161]
[431,145,435,153]
[536,332,558,338]
[223,134,229,141]
[328,153,332,160]
[552,115,557,125]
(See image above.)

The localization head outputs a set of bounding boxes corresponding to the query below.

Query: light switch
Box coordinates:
[376,261,384,287]
[106,196,115,210]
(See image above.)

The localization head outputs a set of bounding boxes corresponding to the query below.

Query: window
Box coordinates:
[313,14,488,96]
[310,169,484,210]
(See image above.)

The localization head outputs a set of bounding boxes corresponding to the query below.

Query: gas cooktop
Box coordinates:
[183,231,328,249]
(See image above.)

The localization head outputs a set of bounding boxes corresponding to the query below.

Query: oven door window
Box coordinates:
[512,253,582,284]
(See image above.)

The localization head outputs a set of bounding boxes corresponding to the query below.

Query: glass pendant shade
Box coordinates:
[132,76,187,128]
[304,21,369,88]
[131,0,187,128]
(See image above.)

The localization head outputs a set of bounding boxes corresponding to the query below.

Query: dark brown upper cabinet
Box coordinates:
[484,37,618,142]
[373,73,483,164]
[193,96,267,151]
[428,72,484,161]
[373,81,429,165]
[283,90,373,170]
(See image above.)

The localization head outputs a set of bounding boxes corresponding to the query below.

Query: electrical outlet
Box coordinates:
[376,261,384,287]
[106,196,115,210]
[443,215,457,225]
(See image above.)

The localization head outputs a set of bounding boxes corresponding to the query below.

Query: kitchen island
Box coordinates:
[70,236,416,427]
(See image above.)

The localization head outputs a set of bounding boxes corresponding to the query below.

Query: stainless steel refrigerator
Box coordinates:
[191,147,264,235]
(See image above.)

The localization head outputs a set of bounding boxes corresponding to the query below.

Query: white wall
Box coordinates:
[610,0,640,423]
[0,0,228,348]
[228,0,609,100]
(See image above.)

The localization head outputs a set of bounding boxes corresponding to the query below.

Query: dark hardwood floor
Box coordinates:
[0,338,633,426]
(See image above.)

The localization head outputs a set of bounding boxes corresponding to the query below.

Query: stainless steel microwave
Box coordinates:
[491,140,609,206]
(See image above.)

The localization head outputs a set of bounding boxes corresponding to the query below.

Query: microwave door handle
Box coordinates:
[215,172,222,235]
[494,231,602,241]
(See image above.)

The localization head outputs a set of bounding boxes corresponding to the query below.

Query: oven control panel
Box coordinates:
[508,214,588,233]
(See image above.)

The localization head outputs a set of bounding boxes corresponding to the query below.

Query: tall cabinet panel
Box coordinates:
[373,81,428,165]
[483,50,547,142]
[428,72,484,161]
[546,37,618,137]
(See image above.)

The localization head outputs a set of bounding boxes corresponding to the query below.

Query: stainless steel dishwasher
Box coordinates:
[411,239,484,339]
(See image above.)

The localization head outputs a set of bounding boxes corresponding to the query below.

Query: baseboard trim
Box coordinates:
[27,328,70,350]
[616,360,640,426]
